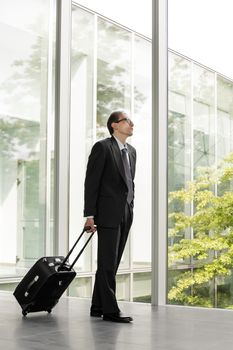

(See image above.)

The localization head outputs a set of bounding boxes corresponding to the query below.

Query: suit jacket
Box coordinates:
[84,136,136,228]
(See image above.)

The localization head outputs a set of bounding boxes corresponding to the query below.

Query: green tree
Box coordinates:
[168,152,233,307]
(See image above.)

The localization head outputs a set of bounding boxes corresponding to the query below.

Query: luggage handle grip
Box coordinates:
[58,226,94,271]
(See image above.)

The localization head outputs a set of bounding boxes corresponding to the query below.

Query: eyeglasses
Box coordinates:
[115,117,133,125]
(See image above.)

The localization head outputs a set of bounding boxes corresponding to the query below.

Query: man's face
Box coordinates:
[112,113,134,137]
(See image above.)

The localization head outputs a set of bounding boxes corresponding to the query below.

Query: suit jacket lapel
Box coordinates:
[110,137,128,186]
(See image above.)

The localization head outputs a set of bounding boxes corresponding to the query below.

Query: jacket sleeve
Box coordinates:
[83,141,106,217]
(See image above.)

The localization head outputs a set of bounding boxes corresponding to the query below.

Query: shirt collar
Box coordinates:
[113,135,127,151]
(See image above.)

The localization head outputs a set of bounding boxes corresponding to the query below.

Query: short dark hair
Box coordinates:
[107,111,125,135]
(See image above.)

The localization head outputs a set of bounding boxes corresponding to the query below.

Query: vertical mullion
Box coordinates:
[214,72,218,307]
[152,0,168,306]
[46,0,56,256]
[93,14,98,143]
[54,0,72,258]
[129,31,135,297]
[91,14,98,292]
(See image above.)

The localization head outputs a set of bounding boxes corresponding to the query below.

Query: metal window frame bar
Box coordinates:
[54,0,72,257]
[151,0,168,306]
[45,0,57,255]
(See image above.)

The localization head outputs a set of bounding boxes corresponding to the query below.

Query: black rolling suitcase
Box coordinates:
[13,226,94,316]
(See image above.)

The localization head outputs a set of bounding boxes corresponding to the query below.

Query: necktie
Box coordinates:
[121,148,134,204]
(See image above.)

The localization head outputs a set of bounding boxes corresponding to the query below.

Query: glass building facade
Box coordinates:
[69,5,152,302]
[0,2,152,303]
[168,51,233,308]
[0,0,56,288]
[1,1,233,309]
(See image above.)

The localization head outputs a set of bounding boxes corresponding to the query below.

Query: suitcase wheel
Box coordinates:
[22,311,27,317]
[47,309,52,314]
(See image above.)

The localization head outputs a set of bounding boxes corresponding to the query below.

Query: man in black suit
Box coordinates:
[84,111,136,323]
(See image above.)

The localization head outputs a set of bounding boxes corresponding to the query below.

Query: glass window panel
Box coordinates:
[97,18,132,270]
[116,274,130,301]
[168,268,215,307]
[216,78,233,308]
[168,53,192,269]
[0,0,52,35]
[133,272,151,303]
[68,277,92,298]
[217,274,233,309]
[0,0,55,280]
[167,268,191,305]
[69,6,95,272]
[168,54,192,192]
[217,77,233,161]
[168,58,216,306]
[132,36,152,270]
[0,282,18,292]
[169,52,191,95]
[70,7,152,301]
[193,65,215,178]
[217,77,233,195]
[193,65,215,105]
[217,109,233,160]
[193,101,215,174]
[168,54,233,309]
[97,18,131,139]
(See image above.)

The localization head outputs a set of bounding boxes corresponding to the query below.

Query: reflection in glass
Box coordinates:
[217,77,233,196]
[193,65,215,177]
[69,5,152,302]
[168,54,192,254]
[133,272,151,303]
[70,6,95,273]
[116,274,130,301]
[168,52,233,309]
[96,18,132,270]
[132,36,152,271]
[97,18,131,139]
[68,277,92,298]
[0,0,55,278]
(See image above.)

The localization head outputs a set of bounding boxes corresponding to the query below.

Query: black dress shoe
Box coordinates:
[103,313,133,323]
[90,309,103,317]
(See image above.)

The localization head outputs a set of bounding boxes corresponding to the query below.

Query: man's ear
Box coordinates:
[111,122,117,132]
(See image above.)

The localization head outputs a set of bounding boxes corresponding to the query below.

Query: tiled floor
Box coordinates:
[1,292,233,349]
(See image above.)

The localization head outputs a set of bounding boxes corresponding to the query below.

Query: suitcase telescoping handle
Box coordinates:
[58,226,95,272]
